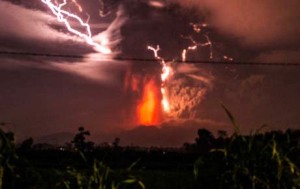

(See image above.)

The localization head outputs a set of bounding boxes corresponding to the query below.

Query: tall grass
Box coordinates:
[0,126,18,188]
[193,105,300,188]
[63,158,145,189]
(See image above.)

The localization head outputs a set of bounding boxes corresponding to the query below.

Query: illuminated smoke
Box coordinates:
[41,0,111,54]
[146,22,217,120]
[148,0,166,8]
[124,70,141,93]
[99,0,111,17]
[166,64,214,119]
[145,46,215,120]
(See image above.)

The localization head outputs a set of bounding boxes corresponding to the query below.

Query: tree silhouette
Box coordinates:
[112,137,120,149]
[195,128,215,152]
[71,127,94,152]
[19,137,33,152]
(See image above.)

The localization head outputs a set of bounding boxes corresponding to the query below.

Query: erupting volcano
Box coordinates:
[124,70,163,126]
[41,0,217,128]
[137,78,161,125]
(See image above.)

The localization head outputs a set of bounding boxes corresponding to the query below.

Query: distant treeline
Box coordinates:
[1,124,300,188]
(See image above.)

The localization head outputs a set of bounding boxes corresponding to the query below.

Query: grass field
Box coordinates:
[1,121,300,188]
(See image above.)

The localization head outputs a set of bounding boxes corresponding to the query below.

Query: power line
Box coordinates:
[0,51,83,59]
[1,50,300,66]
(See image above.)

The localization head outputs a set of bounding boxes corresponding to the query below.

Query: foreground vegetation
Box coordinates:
[1,115,300,188]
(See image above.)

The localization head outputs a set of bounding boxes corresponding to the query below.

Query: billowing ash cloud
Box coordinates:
[166,63,214,119]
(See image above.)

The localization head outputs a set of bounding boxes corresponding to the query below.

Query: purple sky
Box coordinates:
[0,0,299,146]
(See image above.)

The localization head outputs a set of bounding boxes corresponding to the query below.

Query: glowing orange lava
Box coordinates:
[137,79,161,125]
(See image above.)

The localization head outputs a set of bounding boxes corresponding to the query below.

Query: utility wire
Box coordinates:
[1,50,300,66]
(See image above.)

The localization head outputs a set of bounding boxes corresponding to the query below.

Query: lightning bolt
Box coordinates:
[146,22,233,119]
[148,45,171,113]
[181,23,213,62]
[41,0,111,54]
[147,24,215,116]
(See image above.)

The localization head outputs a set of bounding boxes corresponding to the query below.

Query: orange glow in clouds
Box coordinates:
[137,79,161,125]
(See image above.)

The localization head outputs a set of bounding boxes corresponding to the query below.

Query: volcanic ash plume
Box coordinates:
[146,43,215,121]
[165,63,214,119]
[124,62,214,125]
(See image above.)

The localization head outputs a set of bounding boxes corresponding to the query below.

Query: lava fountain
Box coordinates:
[137,78,161,125]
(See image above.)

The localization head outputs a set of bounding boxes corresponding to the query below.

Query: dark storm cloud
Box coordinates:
[256,50,300,64]
[171,0,300,49]
[198,65,300,133]
[170,0,300,64]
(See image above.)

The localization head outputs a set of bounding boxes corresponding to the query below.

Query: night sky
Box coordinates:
[0,0,299,146]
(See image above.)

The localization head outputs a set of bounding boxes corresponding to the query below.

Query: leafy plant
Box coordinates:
[193,104,300,188]
[62,153,145,189]
[0,126,18,189]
